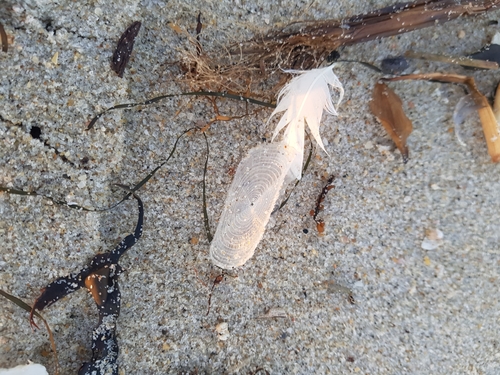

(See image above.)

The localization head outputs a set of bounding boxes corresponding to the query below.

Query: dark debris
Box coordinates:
[0,23,8,53]
[380,56,409,75]
[111,21,142,78]
[312,175,335,228]
[31,194,144,375]
[469,42,500,66]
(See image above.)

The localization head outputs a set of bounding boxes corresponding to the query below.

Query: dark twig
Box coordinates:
[201,132,213,242]
[312,175,335,234]
[206,274,224,316]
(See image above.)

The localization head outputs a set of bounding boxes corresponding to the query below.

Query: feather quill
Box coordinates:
[210,65,343,269]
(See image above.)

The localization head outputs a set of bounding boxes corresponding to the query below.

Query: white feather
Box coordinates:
[0,364,48,375]
[268,65,344,179]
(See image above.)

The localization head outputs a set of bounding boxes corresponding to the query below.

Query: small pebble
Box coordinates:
[421,228,444,250]
[380,56,409,75]
[215,322,229,341]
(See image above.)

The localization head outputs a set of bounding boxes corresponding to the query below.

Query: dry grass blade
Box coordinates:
[404,51,499,70]
[0,23,8,53]
[385,74,500,162]
[202,132,213,242]
[370,82,413,163]
[494,82,500,123]
[469,83,500,162]
[0,289,59,375]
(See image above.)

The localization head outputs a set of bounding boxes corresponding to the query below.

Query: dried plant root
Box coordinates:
[182,0,500,95]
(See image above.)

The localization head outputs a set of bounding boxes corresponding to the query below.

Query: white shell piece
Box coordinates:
[0,364,48,375]
[257,307,288,319]
[210,142,296,269]
[215,322,230,341]
[453,94,479,147]
[421,228,444,250]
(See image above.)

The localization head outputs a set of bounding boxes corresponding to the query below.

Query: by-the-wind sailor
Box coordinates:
[210,142,296,269]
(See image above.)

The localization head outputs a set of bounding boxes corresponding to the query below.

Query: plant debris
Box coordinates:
[385,73,500,162]
[111,21,141,78]
[370,82,413,163]
[30,192,144,375]
[183,0,500,94]
[1,126,196,212]
[404,50,498,70]
[0,23,8,53]
[195,13,202,55]
[86,90,274,130]
[311,175,335,234]
[0,289,59,375]
[206,274,224,316]
[201,132,212,242]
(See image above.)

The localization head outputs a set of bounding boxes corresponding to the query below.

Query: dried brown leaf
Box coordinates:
[370,82,413,162]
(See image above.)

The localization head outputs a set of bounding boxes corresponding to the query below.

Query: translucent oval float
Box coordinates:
[210,142,295,269]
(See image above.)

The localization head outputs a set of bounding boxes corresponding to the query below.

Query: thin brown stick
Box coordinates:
[0,23,8,53]
[0,289,59,375]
